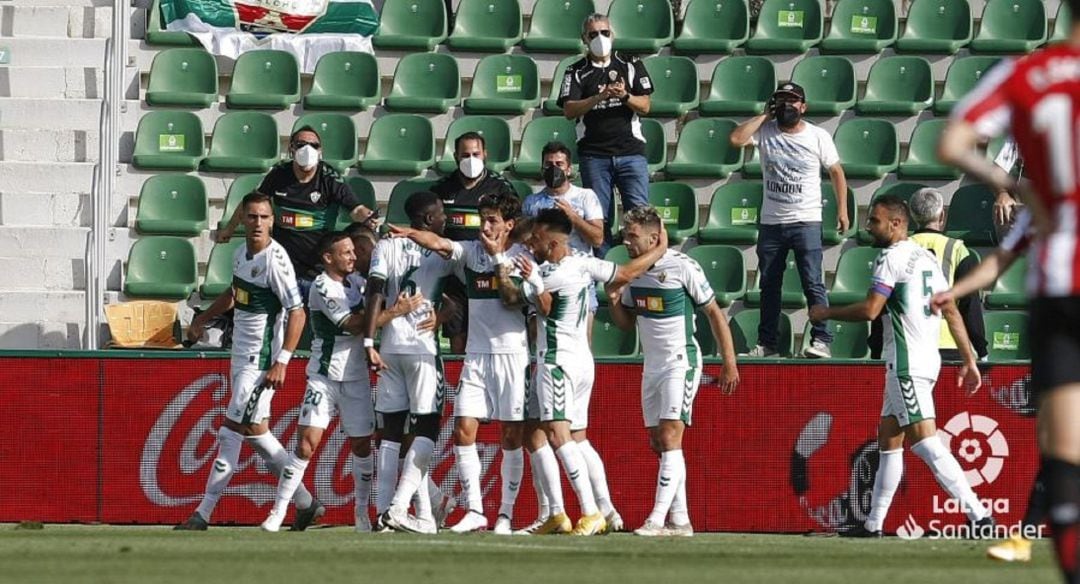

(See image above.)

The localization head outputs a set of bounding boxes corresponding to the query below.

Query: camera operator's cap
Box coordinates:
[773,82,806,101]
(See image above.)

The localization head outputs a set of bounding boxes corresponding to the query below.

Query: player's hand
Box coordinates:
[386,224,412,239]
[837,214,850,234]
[720,363,740,395]
[958,361,982,395]
[393,292,423,317]
[808,304,828,323]
[416,311,437,333]
[185,319,206,344]
[658,222,669,249]
[515,255,534,279]
[215,226,234,244]
[607,286,624,306]
[263,362,287,390]
[994,191,1018,226]
[479,229,502,256]
[366,347,385,372]
[929,290,954,316]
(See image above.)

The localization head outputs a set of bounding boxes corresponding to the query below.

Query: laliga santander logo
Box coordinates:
[937,411,1010,487]
[896,514,926,540]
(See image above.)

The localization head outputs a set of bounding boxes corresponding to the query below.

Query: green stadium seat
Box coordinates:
[698,181,762,244]
[647,182,699,243]
[387,178,439,224]
[895,0,972,54]
[145,48,218,108]
[513,117,579,178]
[833,118,899,179]
[665,118,742,178]
[744,252,813,308]
[700,56,775,116]
[201,112,279,173]
[510,180,534,200]
[359,114,435,175]
[790,55,856,115]
[225,50,300,109]
[899,119,961,180]
[123,236,198,300]
[970,0,1047,54]
[523,0,594,53]
[542,56,579,114]
[340,176,378,229]
[672,0,749,54]
[986,255,1028,310]
[597,244,631,303]
[828,246,881,305]
[821,183,857,245]
[1053,2,1071,42]
[447,0,523,51]
[292,114,358,174]
[373,0,448,50]
[640,118,667,174]
[856,182,925,244]
[800,320,870,359]
[641,55,700,116]
[686,245,746,308]
[984,310,1030,361]
[200,240,244,299]
[592,307,639,357]
[820,0,897,53]
[725,310,794,357]
[934,56,1002,114]
[464,55,541,115]
[985,135,1012,163]
[437,116,513,174]
[146,0,200,46]
[608,0,675,53]
[132,111,204,170]
[745,0,823,53]
[742,145,761,178]
[384,52,461,114]
[304,51,381,111]
[945,184,998,246]
[136,175,208,236]
[218,174,263,233]
[857,56,934,115]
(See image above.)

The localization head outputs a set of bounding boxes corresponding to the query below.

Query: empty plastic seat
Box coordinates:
[146,0,200,46]
[971,0,1047,54]
[726,310,794,357]
[856,182,925,244]
[641,55,700,116]
[387,179,439,224]
[218,174,263,233]
[304,51,380,111]
[945,184,998,246]
[833,118,899,179]
[292,114,358,174]
[829,246,881,305]
[200,240,244,299]
[448,0,523,51]
[686,245,746,307]
[665,118,743,178]
[820,0,897,53]
[1053,2,1071,42]
[464,55,541,115]
[592,307,639,356]
[672,0,749,54]
[436,116,513,174]
[145,48,218,108]
[136,175,208,236]
[744,251,814,308]
[986,255,1028,310]
[648,182,699,243]
[225,50,300,109]
[899,119,960,180]
[857,56,934,115]
[373,0,448,50]
[640,118,667,174]
[360,114,435,175]
[698,181,762,244]
[821,183,857,245]
[524,0,594,52]
[132,111,204,170]
[596,247,629,305]
[700,56,776,116]
[984,311,1030,361]
[745,0,823,53]
[801,320,870,359]
[124,236,198,300]
[513,117,579,178]
[201,112,279,173]
[896,0,972,54]
[790,55,856,115]
[542,56,579,114]
[510,180,534,199]
[608,0,675,53]
[742,146,762,178]
[384,53,461,114]
[934,56,1003,114]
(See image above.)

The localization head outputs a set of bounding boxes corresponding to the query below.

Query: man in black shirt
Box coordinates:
[218,126,378,297]
[558,13,654,255]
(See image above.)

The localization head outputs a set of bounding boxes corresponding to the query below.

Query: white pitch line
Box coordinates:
[374,537,587,552]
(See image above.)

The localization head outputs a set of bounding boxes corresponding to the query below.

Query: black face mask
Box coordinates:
[776,103,802,129]
[542,165,568,189]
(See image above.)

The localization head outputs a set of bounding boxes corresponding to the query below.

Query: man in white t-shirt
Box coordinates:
[730,82,849,359]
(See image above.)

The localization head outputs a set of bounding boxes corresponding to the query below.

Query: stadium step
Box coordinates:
[0,98,103,130]
[0,192,89,227]
[0,66,103,99]
[0,290,86,348]
[0,129,99,163]
[0,3,112,38]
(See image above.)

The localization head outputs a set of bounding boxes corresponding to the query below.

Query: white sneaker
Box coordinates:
[493,514,512,535]
[513,517,548,535]
[433,493,457,529]
[260,509,286,533]
[742,344,778,358]
[414,515,439,535]
[634,520,667,537]
[664,521,694,537]
[604,510,624,533]
[354,511,372,533]
[804,340,831,359]
[450,510,488,533]
[382,507,414,533]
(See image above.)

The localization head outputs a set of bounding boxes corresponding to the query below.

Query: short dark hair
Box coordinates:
[871,194,911,225]
[622,206,663,232]
[290,125,321,144]
[405,190,441,224]
[478,191,521,222]
[1071,0,1080,22]
[344,222,378,246]
[317,231,351,262]
[541,141,573,162]
[455,131,486,153]
[534,208,573,236]
[241,191,273,211]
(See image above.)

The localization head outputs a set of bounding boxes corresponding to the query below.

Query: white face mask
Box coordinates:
[589,35,613,58]
[294,144,320,170]
[458,156,485,180]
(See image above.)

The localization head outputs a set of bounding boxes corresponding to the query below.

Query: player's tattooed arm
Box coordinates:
[611,226,669,289]
[932,247,1021,314]
[494,262,526,306]
[387,224,455,258]
[186,288,236,344]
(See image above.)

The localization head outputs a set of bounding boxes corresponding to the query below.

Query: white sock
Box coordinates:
[499,448,524,519]
[455,444,484,514]
[556,442,598,516]
[865,448,904,532]
[530,448,551,518]
[670,471,689,526]
[271,453,309,516]
[413,466,434,521]
[427,474,446,512]
[578,440,614,515]
[392,437,435,511]
[534,443,564,515]
[352,453,374,520]
[195,426,243,521]
[376,441,401,514]
[247,432,314,510]
[912,436,990,521]
[647,449,684,525]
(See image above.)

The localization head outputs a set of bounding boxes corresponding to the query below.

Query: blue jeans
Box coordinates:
[579,153,650,256]
[756,222,832,349]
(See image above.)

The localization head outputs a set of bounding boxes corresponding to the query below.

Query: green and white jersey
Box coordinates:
[369,236,455,356]
[230,239,303,370]
[307,272,367,381]
[536,251,617,366]
[871,240,949,380]
[449,241,540,355]
[620,250,715,372]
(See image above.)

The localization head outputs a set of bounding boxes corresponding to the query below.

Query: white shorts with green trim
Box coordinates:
[535,358,594,429]
[882,374,936,427]
[299,373,376,437]
[642,365,701,427]
[375,353,445,415]
[226,366,274,425]
[455,352,529,422]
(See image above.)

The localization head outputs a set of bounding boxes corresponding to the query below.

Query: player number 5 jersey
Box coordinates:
[230,239,303,370]
[369,237,456,356]
[307,272,367,381]
[536,251,616,366]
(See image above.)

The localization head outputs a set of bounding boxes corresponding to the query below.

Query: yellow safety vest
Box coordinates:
[911,231,970,350]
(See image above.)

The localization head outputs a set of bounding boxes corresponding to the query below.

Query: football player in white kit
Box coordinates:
[809,195,993,537]
[605,207,740,537]
[519,208,668,535]
[176,192,321,531]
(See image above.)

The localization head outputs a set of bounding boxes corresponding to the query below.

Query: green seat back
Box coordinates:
[935,56,1002,114]
[829,246,881,305]
[305,51,380,110]
[373,0,448,50]
[387,179,438,224]
[340,176,377,229]
[202,112,279,173]
[686,244,746,307]
[725,310,793,356]
[802,320,870,359]
[132,111,205,170]
[821,183,857,244]
[592,307,639,357]
[448,0,523,50]
[514,117,579,178]
[972,0,1047,53]
[746,0,824,52]
[744,251,810,308]
[437,115,513,174]
[640,117,667,173]
[896,0,972,53]
[361,114,435,173]
[641,55,700,116]
[821,0,897,52]
[667,118,743,178]
[292,113,358,173]
[219,174,264,232]
[608,0,675,52]
[201,239,245,298]
[543,56,581,114]
[524,0,594,52]
[1053,2,1071,42]
[647,181,699,243]
[699,181,763,244]
[987,255,1028,310]
[984,311,1030,361]
[385,52,461,113]
[605,245,631,265]
[833,118,899,178]
[146,48,218,107]
[790,55,857,114]
[136,174,208,236]
[944,184,998,246]
[674,0,749,54]
[464,54,541,114]
[858,56,934,114]
[146,0,200,46]
[900,119,960,179]
[701,56,775,116]
[124,236,198,299]
[510,180,534,200]
[226,50,300,109]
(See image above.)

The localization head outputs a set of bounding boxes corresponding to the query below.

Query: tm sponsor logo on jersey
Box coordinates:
[635,296,664,312]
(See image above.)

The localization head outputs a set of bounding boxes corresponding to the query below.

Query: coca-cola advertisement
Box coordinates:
[0,356,1040,534]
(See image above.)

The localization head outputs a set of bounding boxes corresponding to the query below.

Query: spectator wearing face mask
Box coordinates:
[521,141,605,256]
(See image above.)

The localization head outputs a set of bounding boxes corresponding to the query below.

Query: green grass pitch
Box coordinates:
[0,525,1061,584]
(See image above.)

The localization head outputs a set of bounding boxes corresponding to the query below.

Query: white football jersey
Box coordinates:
[307,271,367,381]
[450,241,540,354]
[536,251,617,367]
[230,239,303,370]
[369,237,456,355]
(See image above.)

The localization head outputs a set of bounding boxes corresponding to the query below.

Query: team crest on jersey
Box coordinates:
[309,191,322,203]
[608,70,618,82]
[251,266,262,278]
[658,271,668,283]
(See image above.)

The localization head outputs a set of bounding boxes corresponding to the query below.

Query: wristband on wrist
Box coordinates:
[275,349,293,366]
[363,338,375,348]
[492,252,509,266]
